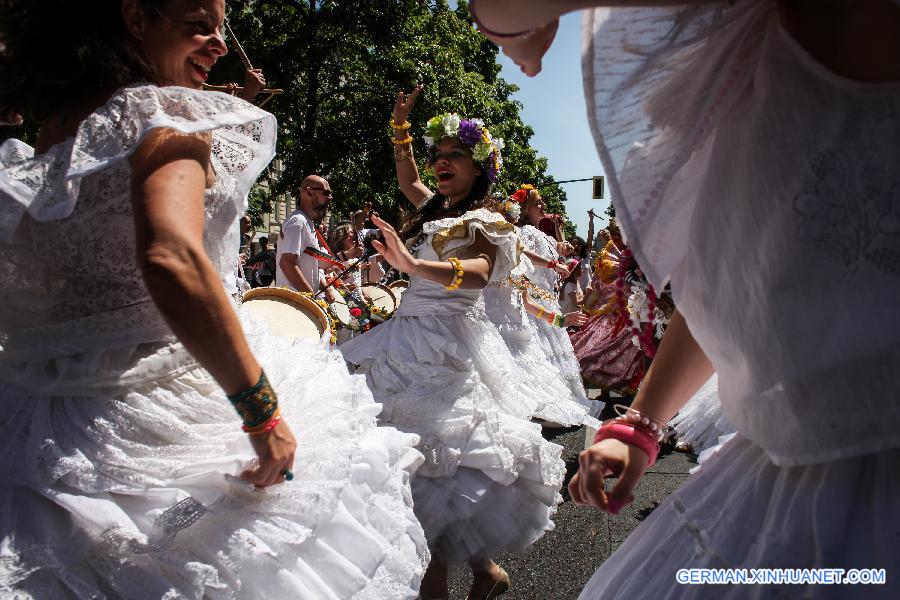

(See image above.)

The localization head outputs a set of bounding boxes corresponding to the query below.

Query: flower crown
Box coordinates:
[423,113,504,182]
[510,184,535,204]
[488,195,522,222]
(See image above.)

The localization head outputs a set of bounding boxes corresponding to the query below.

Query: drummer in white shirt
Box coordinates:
[276,175,335,297]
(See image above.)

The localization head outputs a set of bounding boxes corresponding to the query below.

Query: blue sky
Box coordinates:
[493,12,610,239]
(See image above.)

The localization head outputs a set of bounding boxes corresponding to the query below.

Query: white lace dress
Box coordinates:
[483,244,599,427]
[341,210,566,566]
[0,85,428,599]
[519,225,591,406]
[580,3,900,598]
[668,374,735,456]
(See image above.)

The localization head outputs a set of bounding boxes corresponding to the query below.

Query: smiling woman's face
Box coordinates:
[124,0,228,89]
[430,137,480,201]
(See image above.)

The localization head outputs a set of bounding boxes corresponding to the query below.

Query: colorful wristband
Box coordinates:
[594,422,660,467]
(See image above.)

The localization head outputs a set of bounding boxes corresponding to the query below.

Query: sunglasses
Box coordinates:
[305,187,334,197]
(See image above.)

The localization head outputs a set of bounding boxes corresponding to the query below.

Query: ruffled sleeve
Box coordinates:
[582,1,772,287]
[0,84,276,241]
[426,208,521,283]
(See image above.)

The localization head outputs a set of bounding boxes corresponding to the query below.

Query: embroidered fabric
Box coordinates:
[0,84,276,361]
[0,85,429,598]
[579,4,900,597]
[341,209,565,564]
[583,2,900,465]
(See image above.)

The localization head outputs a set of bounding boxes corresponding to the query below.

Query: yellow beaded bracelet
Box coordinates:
[392,135,413,145]
[445,257,464,291]
[390,118,412,130]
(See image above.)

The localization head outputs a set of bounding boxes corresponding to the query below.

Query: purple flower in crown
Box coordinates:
[457,120,483,147]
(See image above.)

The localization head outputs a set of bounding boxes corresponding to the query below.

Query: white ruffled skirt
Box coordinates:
[341,310,566,566]
[579,435,900,599]
[0,320,429,599]
[669,374,735,454]
[531,298,590,405]
[484,287,599,427]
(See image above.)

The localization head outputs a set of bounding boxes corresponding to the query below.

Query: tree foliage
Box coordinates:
[224,0,571,230]
[1,0,573,233]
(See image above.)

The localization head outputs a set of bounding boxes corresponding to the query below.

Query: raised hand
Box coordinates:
[392,86,423,125]
[370,214,419,275]
[241,68,266,101]
[242,419,297,488]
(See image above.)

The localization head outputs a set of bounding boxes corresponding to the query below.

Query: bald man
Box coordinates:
[276,175,333,294]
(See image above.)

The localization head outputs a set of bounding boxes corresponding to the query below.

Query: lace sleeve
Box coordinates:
[427,208,522,283]
[0,84,276,241]
[582,2,771,287]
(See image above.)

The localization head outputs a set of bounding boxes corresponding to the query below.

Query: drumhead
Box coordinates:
[361,283,396,313]
[240,287,330,341]
[328,293,352,327]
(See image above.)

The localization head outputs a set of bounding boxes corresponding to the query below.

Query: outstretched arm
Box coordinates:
[371,214,496,289]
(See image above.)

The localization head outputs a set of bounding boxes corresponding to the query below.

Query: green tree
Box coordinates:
[224,0,573,232]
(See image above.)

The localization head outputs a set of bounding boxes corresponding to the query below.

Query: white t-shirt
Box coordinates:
[561,281,583,315]
[275,209,321,292]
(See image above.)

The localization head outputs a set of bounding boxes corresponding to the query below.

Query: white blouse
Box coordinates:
[584,1,900,465]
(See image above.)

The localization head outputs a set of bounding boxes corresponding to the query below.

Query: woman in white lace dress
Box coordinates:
[341,88,566,599]
[475,0,900,598]
[515,187,593,409]
[0,1,428,597]
[483,198,598,427]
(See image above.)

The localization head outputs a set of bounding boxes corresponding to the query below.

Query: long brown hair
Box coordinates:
[0,0,166,120]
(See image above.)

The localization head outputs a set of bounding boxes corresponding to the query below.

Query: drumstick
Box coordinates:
[224,20,253,70]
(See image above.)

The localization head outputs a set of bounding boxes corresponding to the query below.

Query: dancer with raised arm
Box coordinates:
[475,0,900,598]
[515,185,594,411]
[341,87,566,600]
[0,2,427,597]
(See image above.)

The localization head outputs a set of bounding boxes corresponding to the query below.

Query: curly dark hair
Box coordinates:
[0,0,167,120]
[399,170,492,244]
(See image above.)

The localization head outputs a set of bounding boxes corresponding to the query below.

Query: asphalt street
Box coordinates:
[447,425,697,600]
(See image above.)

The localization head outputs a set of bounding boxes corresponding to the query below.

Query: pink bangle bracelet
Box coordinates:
[594,422,660,467]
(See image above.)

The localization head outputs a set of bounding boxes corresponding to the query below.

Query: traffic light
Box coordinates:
[592,176,604,199]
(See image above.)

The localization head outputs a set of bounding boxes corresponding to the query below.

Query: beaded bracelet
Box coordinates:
[242,410,281,435]
[536,307,546,320]
[612,404,669,443]
[392,135,413,145]
[552,313,565,328]
[389,118,412,130]
[228,371,278,429]
[445,257,464,291]
[547,259,558,271]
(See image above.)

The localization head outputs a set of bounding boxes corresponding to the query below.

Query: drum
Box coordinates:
[388,279,407,304]
[328,293,353,328]
[360,283,397,317]
[240,287,331,342]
